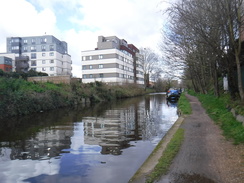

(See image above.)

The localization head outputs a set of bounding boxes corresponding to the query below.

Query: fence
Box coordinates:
[27,75,71,84]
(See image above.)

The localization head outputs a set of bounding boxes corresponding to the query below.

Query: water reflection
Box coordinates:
[0,93,178,183]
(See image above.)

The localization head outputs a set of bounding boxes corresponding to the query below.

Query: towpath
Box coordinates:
[157,94,244,183]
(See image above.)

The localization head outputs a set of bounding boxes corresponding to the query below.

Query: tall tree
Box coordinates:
[161,0,244,99]
[223,0,244,100]
[138,48,159,87]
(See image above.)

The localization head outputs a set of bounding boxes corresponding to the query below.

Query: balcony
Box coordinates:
[15,56,29,73]
[15,56,29,62]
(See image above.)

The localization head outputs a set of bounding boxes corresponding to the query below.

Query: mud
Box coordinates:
[160,173,216,183]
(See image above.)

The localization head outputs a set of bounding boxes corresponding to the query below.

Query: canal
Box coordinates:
[0,93,178,183]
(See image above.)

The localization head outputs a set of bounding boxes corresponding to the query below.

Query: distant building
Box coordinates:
[1,35,72,76]
[0,56,12,72]
[81,36,144,85]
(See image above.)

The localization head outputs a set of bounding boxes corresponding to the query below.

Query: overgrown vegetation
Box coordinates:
[0,75,150,118]
[146,128,185,183]
[0,69,48,79]
[188,90,244,144]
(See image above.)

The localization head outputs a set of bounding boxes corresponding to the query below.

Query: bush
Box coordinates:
[0,77,148,118]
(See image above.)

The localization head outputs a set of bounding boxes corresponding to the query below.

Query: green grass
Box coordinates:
[189,91,244,144]
[145,128,185,183]
[178,93,192,115]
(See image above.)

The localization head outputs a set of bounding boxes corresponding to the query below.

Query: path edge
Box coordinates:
[129,115,185,183]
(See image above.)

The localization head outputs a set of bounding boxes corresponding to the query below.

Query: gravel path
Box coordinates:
[157,94,244,183]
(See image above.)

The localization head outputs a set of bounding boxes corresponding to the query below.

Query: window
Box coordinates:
[99,64,103,69]
[99,73,104,78]
[31,38,35,44]
[82,56,86,61]
[89,65,93,69]
[83,75,87,78]
[89,74,93,78]
[12,38,19,43]
[41,45,46,51]
[11,46,19,50]
[82,66,86,70]
[49,52,54,56]
[31,61,36,66]
[89,56,92,60]
[31,68,36,71]
[119,65,123,69]
[42,68,46,71]
[50,60,54,63]
[42,60,46,64]
[42,53,46,57]
[30,46,36,51]
[31,53,36,59]
[50,45,54,51]
[23,39,27,44]
[50,67,54,71]
[99,55,103,59]
[23,46,27,52]
[41,37,47,43]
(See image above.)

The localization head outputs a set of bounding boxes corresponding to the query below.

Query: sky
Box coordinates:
[0,0,169,77]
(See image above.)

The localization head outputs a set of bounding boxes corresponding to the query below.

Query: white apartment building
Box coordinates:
[81,36,144,85]
[1,35,72,76]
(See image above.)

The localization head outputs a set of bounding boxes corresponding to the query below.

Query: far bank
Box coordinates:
[0,76,154,119]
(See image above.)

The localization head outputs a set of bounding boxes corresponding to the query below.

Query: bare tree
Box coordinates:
[161,0,244,99]
[138,48,159,87]
[223,0,244,100]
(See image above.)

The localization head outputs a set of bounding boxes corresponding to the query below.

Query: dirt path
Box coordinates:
[157,94,244,183]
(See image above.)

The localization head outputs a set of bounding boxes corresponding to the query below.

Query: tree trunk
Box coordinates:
[235,54,244,100]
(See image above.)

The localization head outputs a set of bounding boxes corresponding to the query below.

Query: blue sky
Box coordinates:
[0,0,168,77]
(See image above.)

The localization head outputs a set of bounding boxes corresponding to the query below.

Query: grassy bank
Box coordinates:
[188,91,244,144]
[0,77,150,118]
[145,128,184,183]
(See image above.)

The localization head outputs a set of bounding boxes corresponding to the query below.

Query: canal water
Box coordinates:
[0,93,178,183]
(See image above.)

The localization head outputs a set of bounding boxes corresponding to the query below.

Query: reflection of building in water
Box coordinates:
[83,103,146,155]
[8,125,74,160]
[83,95,170,155]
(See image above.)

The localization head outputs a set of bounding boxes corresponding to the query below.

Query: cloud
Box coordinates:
[0,0,168,77]
[0,0,57,38]
[0,0,58,52]
[74,0,164,47]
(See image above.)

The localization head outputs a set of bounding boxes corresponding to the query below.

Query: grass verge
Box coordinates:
[145,128,185,183]
[198,94,244,144]
[188,90,244,144]
[178,93,192,115]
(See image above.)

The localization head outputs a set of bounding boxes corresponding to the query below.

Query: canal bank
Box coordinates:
[129,116,185,183]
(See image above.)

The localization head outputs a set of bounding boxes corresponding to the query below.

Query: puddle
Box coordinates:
[169,173,216,183]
